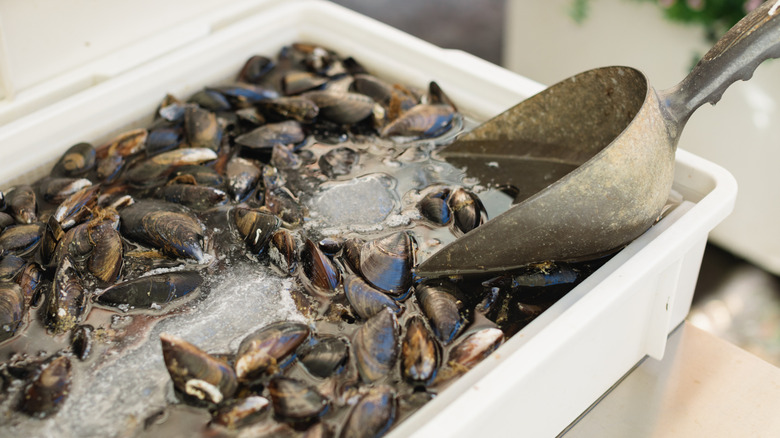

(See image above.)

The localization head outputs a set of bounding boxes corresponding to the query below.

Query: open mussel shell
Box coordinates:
[340,385,396,438]
[95,270,202,309]
[415,280,467,346]
[301,239,341,295]
[343,275,401,321]
[38,177,93,205]
[401,316,440,385]
[212,395,270,429]
[268,376,329,425]
[448,188,486,235]
[298,337,349,379]
[53,185,100,229]
[234,321,310,381]
[358,231,415,299]
[232,207,282,255]
[447,327,504,370]
[120,200,205,262]
[0,282,25,343]
[160,333,238,405]
[353,308,399,383]
[18,355,72,418]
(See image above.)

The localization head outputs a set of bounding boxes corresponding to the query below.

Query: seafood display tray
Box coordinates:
[0,0,737,436]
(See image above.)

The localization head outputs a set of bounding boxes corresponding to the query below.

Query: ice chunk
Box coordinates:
[309,174,399,227]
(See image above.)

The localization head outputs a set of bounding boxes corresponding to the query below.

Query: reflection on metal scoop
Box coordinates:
[416,0,780,278]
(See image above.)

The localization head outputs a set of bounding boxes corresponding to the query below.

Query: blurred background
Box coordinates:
[332,0,780,367]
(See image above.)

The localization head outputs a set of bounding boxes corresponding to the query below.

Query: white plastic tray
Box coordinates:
[0,1,737,436]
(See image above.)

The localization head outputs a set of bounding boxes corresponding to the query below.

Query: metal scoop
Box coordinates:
[416,0,780,278]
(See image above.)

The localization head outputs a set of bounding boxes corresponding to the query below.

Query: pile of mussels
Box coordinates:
[0,43,605,437]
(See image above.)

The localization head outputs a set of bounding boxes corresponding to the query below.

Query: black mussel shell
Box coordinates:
[0,223,44,259]
[353,308,399,383]
[235,120,305,150]
[380,103,454,138]
[171,164,225,188]
[448,188,486,235]
[155,184,228,211]
[417,188,451,225]
[16,261,43,306]
[209,84,278,108]
[234,321,310,381]
[317,237,343,256]
[340,385,396,438]
[160,333,238,404]
[87,222,123,287]
[401,316,440,385]
[301,239,341,294]
[71,324,94,361]
[447,327,504,369]
[318,147,358,179]
[120,200,205,262]
[226,157,262,202]
[265,186,305,225]
[212,396,270,429]
[188,89,232,112]
[0,212,14,232]
[298,337,349,379]
[415,281,467,346]
[344,275,401,320]
[38,177,92,205]
[238,55,275,84]
[184,106,223,151]
[267,376,329,424]
[146,126,184,156]
[341,237,363,274]
[232,207,282,255]
[359,232,415,298]
[0,254,26,281]
[281,71,329,95]
[18,355,72,418]
[268,229,298,275]
[0,282,25,342]
[260,96,319,123]
[302,90,375,125]
[46,255,87,333]
[53,185,100,229]
[7,185,37,224]
[95,270,202,309]
[51,142,96,177]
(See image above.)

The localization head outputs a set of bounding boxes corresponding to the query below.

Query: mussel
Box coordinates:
[267,376,329,425]
[343,275,401,320]
[234,321,310,380]
[120,200,205,262]
[6,185,37,224]
[235,120,305,150]
[298,337,349,379]
[318,146,358,179]
[184,106,223,151]
[301,239,341,295]
[226,157,262,202]
[380,103,455,138]
[0,282,25,342]
[415,281,467,345]
[160,333,238,404]
[46,255,88,333]
[448,188,486,235]
[447,327,504,369]
[268,229,298,275]
[71,324,94,361]
[95,271,202,309]
[302,90,375,125]
[18,355,72,418]
[353,308,399,383]
[212,396,270,429]
[400,316,440,385]
[340,385,396,438]
[232,207,282,255]
[51,142,96,177]
[358,232,415,298]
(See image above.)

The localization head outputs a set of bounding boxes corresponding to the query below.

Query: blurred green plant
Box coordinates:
[570,0,766,42]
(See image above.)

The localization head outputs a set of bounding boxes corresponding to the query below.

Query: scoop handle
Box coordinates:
[660,0,780,129]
